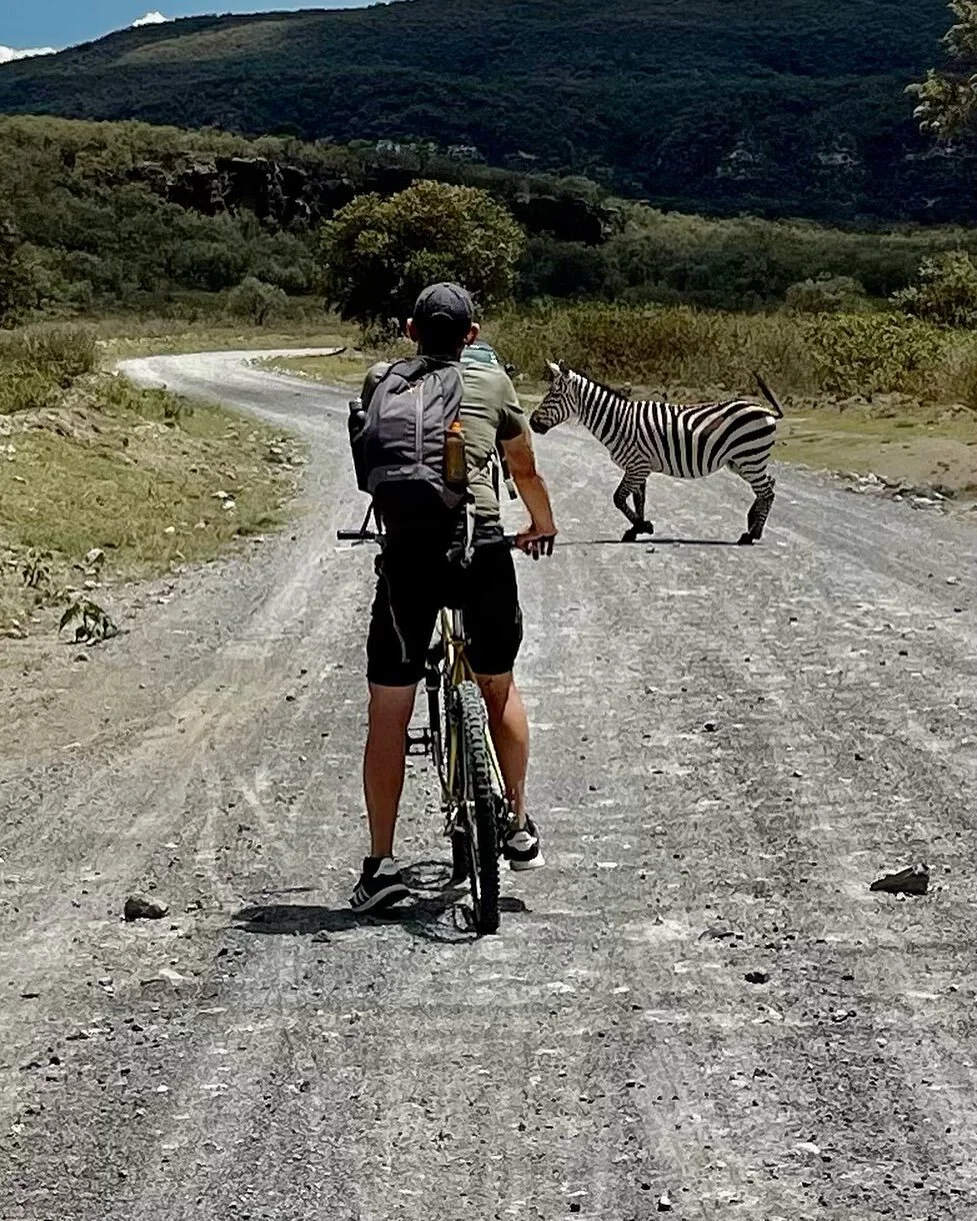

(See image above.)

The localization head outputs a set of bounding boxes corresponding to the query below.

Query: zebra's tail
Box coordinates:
[752,371,784,419]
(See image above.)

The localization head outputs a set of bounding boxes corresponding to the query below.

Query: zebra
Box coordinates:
[529,362,784,546]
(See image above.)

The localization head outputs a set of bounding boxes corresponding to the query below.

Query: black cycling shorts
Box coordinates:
[366,538,523,687]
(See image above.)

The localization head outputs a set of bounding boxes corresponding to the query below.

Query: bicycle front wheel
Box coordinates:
[456,680,500,935]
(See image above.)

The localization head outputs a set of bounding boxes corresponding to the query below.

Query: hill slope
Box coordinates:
[0,0,969,223]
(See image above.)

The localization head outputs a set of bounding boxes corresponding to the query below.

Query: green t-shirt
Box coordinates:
[361,356,529,521]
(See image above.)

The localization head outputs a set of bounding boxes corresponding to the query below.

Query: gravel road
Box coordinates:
[2,350,976,1219]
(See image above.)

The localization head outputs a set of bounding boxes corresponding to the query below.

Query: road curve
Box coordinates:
[2,350,976,1219]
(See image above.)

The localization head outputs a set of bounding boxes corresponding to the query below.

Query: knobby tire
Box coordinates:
[428,668,469,885]
[457,681,500,935]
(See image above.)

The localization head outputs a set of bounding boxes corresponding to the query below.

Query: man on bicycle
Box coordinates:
[351,282,558,912]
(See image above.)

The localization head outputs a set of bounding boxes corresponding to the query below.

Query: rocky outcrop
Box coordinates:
[131,156,320,226]
[127,155,618,243]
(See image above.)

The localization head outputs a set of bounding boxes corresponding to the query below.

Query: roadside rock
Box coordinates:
[870,864,930,896]
[124,894,170,922]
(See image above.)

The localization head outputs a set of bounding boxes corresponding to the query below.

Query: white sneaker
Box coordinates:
[503,817,545,871]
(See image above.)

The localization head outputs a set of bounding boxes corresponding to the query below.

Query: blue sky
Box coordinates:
[2,2,378,52]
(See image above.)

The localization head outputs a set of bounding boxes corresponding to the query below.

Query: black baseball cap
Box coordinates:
[412,282,475,336]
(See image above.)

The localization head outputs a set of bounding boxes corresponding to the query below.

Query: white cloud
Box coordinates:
[0,45,56,63]
[132,11,170,26]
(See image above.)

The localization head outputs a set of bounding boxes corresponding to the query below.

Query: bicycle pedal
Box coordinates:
[405,727,434,757]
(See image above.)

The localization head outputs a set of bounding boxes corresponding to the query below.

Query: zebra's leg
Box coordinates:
[613,473,646,542]
[746,477,776,541]
[630,478,655,537]
[730,463,776,545]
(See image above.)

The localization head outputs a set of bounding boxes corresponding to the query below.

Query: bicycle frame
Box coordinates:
[431,606,509,832]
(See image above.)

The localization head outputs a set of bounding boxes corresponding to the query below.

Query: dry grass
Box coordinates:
[774,398,977,498]
[0,373,303,634]
[95,312,357,362]
[262,348,378,390]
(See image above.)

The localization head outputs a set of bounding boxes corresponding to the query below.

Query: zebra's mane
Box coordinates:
[570,368,633,402]
[570,367,659,407]
[571,366,743,413]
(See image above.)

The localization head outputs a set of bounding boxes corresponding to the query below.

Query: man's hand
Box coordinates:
[515,524,557,560]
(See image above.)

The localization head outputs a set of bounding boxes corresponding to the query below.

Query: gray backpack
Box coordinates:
[350,356,466,533]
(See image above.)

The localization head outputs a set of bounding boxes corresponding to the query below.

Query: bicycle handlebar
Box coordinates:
[336,528,553,554]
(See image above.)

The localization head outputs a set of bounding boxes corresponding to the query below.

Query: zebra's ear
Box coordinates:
[545,361,561,381]
[559,360,569,375]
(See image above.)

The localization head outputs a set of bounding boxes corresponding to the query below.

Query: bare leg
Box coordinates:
[477,671,529,825]
[363,682,416,858]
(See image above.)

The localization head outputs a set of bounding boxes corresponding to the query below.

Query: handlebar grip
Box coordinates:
[506,533,557,556]
[336,530,382,542]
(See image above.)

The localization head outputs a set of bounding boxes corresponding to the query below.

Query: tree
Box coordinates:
[225,276,288,326]
[318,180,525,331]
[909,2,977,139]
[0,217,38,325]
[893,250,977,327]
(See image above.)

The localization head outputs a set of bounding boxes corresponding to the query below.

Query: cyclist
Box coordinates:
[351,282,558,912]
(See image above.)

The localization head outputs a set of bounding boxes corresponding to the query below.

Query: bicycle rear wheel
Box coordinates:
[456,680,500,935]
[427,656,469,885]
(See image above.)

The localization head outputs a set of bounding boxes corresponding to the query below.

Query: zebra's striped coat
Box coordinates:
[530,364,783,545]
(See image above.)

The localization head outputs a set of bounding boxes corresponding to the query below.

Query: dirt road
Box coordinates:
[2,351,976,1220]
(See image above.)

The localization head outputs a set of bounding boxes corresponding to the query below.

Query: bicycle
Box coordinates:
[337,507,538,936]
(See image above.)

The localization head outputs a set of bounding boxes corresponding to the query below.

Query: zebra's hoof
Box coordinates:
[622,528,640,544]
[641,521,655,536]
[737,532,755,547]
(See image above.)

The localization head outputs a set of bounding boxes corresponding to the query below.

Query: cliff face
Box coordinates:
[126,157,617,244]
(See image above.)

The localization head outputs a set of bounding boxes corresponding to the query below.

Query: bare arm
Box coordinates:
[502,432,557,553]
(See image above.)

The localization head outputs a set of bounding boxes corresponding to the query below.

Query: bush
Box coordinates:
[488,302,957,401]
[802,313,948,395]
[0,218,39,325]
[225,277,288,326]
[171,240,248,293]
[0,324,97,385]
[0,365,59,415]
[894,250,977,328]
[784,274,868,314]
[489,302,817,392]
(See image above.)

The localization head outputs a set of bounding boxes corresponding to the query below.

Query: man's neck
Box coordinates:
[417,346,463,361]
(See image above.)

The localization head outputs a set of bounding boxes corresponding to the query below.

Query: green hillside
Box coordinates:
[2,115,972,320]
[0,0,969,224]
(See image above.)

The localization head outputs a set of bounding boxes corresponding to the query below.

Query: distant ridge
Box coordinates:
[0,0,970,223]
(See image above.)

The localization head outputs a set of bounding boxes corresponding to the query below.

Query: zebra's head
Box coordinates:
[530,361,578,435]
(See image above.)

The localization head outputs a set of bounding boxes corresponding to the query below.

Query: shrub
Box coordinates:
[802,313,948,396]
[0,218,39,325]
[225,276,288,326]
[894,250,977,328]
[0,324,97,385]
[488,302,957,401]
[0,365,59,414]
[784,274,868,314]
